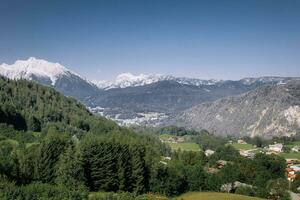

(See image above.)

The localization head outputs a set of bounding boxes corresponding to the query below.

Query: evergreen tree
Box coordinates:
[117,144,132,192]
[130,145,146,194]
[55,142,85,189]
[37,131,68,183]
[185,164,206,191]
[27,115,41,132]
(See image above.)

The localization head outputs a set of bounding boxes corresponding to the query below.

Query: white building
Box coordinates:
[237,139,247,144]
[292,146,300,152]
[268,143,283,153]
[205,149,215,156]
[240,150,255,158]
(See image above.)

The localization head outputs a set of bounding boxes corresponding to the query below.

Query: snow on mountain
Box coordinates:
[0,57,101,103]
[93,73,222,89]
[174,77,222,86]
[0,57,75,86]
[116,73,168,86]
[93,73,171,89]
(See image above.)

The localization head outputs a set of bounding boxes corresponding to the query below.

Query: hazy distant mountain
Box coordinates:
[93,72,224,90]
[93,80,264,116]
[92,77,300,122]
[93,72,300,90]
[0,57,100,102]
[93,73,172,89]
[176,81,300,138]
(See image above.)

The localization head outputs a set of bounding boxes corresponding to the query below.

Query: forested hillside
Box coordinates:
[0,76,117,133]
[0,77,166,199]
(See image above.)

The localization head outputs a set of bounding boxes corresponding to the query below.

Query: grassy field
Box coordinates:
[280,152,300,159]
[159,133,173,140]
[89,192,168,200]
[230,143,256,150]
[285,141,300,149]
[167,142,201,151]
[279,140,300,159]
[159,134,200,152]
[290,141,300,145]
[175,192,263,200]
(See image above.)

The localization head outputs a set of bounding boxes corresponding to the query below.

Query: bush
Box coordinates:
[88,192,162,200]
[89,192,136,200]
[0,180,88,200]
[235,186,255,196]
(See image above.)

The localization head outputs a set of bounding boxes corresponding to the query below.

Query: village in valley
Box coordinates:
[159,133,300,191]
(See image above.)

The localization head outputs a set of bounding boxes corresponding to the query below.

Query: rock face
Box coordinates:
[176,81,300,138]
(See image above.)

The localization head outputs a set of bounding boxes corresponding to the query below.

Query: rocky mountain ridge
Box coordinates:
[176,81,300,137]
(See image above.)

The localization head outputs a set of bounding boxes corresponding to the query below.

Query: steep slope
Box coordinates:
[0,57,100,102]
[176,81,300,138]
[0,76,116,132]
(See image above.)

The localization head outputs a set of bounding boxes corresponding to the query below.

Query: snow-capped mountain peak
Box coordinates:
[0,57,70,85]
[93,72,223,89]
[115,73,169,87]
[93,73,172,89]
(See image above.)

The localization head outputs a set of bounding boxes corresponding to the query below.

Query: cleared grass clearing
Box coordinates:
[167,142,200,152]
[230,143,256,150]
[280,152,300,159]
[159,133,173,140]
[175,192,263,200]
[285,141,300,149]
[290,141,300,146]
[282,140,300,159]
[89,192,168,200]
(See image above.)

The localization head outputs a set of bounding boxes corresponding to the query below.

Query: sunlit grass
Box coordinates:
[280,152,300,159]
[167,142,200,152]
[230,143,256,150]
[174,192,263,200]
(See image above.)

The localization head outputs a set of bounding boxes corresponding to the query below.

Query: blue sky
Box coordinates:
[0,0,299,80]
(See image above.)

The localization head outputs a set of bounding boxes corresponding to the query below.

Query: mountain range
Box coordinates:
[92,73,222,90]
[1,57,299,137]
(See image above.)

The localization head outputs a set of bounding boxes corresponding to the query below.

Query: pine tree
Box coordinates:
[90,142,118,191]
[37,131,67,183]
[130,145,146,194]
[55,142,85,189]
[117,144,132,192]
[27,115,41,132]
